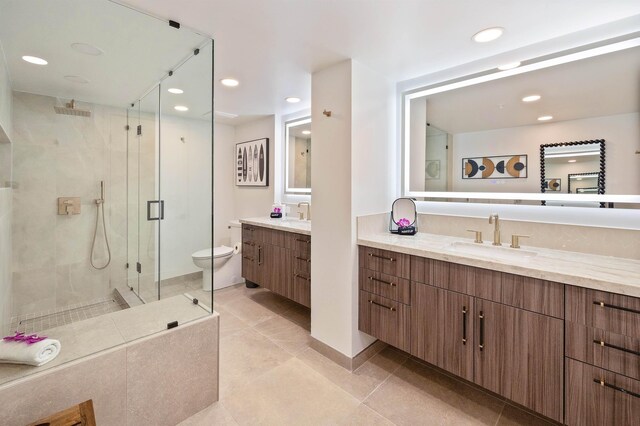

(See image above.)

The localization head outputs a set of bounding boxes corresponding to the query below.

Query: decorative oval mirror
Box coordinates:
[389,198,418,235]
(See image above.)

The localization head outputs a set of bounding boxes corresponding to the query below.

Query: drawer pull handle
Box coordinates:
[294,274,310,281]
[243,241,255,246]
[368,299,396,312]
[296,256,311,263]
[295,238,311,244]
[593,301,640,315]
[368,253,395,262]
[593,340,640,357]
[243,256,254,261]
[257,246,263,265]
[593,378,640,399]
[462,306,467,345]
[368,276,396,287]
[478,311,484,351]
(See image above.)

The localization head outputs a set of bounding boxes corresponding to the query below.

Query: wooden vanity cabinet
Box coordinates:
[359,247,564,423]
[241,224,311,308]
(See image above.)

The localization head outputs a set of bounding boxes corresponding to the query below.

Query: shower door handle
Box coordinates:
[147,200,165,221]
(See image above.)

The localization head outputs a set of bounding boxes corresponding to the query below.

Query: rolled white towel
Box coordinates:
[0,338,61,367]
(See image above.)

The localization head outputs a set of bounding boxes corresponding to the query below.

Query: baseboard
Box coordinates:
[309,338,387,371]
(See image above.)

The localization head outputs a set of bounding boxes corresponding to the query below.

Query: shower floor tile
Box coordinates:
[9,297,129,335]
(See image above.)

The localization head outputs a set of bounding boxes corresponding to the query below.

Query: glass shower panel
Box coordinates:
[159,42,213,307]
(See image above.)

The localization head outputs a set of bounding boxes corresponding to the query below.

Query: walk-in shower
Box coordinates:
[0,0,214,383]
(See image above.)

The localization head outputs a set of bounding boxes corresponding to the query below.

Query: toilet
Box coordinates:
[192,220,244,291]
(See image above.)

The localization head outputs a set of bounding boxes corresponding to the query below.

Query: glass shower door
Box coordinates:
[127,86,161,302]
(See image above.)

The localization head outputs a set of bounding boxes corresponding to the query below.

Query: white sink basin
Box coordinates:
[448,241,537,261]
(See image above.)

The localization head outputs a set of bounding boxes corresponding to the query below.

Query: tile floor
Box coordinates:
[180,283,556,426]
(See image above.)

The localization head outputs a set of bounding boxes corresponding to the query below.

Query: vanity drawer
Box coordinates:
[566,286,640,337]
[242,224,264,243]
[566,321,640,380]
[359,268,410,305]
[501,273,564,319]
[566,358,640,426]
[293,253,311,275]
[411,257,449,287]
[359,246,410,279]
[359,290,410,352]
[290,233,311,254]
[291,273,310,308]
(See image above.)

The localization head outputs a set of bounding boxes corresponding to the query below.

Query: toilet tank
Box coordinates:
[229,220,242,243]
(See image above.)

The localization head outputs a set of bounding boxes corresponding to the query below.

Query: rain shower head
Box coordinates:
[54,99,91,117]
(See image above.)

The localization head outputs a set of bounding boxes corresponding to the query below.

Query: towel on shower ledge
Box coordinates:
[0,337,61,367]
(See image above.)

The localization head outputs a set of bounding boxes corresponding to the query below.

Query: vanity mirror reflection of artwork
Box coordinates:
[404,38,640,207]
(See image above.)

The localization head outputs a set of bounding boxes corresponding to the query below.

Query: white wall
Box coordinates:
[233,116,277,218]
[312,59,395,358]
[451,113,639,195]
[0,41,12,186]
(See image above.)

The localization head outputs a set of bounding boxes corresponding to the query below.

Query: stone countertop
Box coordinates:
[239,217,311,236]
[357,232,640,298]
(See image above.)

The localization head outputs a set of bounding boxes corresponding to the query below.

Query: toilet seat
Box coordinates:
[192,246,234,260]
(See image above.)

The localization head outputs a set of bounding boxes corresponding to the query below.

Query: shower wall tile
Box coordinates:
[11,92,128,317]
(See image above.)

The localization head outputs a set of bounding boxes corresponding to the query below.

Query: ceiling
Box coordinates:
[2,0,640,126]
[422,45,640,134]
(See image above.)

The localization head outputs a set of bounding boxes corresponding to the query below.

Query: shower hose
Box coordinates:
[90,199,111,270]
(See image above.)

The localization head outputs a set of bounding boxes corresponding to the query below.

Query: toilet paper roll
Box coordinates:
[233,242,241,255]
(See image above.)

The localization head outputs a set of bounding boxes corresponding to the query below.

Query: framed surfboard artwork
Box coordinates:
[236,138,269,187]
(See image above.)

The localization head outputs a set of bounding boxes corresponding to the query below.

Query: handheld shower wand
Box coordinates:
[91,181,111,270]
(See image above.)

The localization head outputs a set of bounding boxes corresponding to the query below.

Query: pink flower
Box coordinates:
[397,218,411,227]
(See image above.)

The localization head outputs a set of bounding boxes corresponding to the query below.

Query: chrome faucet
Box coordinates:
[488,214,501,246]
[297,202,311,221]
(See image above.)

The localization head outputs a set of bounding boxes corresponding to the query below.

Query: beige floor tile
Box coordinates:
[297,346,407,401]
[177,401,239,426]
[280,303,311,330]
[223,357,364,425]
[496,403,556,425]
[219,328,293,397]
[254,315,313,355]
[335,404,395,426]
[217,306,250,339]
[364,359,505,425]
[221,292,284,326]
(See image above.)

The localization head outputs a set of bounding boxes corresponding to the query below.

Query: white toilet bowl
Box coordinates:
[192,221,243,291]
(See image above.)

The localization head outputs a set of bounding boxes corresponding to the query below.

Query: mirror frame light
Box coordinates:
[284,116,312,194]
[402,34,640,205]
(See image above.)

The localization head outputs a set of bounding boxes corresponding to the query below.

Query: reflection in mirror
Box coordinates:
[285,117,312,193]
[405,39,640,207]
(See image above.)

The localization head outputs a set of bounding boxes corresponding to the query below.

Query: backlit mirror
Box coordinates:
[404,37,640,207]
[285,117,312,193]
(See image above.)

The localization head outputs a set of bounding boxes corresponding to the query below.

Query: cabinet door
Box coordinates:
[475,299,564,423]
[438,288,474,382]
[410,284,474,381]
[261,244,290,297]
[474,299,507,396]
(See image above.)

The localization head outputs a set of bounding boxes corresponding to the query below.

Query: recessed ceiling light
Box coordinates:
[301,130,311,135]
[568,159,577,163]
[497,61,521,71]
[472,27,504,43]
[22,55,47,65]
[286,97,301,103]
[64,75,89,84]
[174,105,189,112]
[538,115,553,121]
[168,88,184,94]
[522,95,541,102]
[71,43,103,56]
[220,78,239,87]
